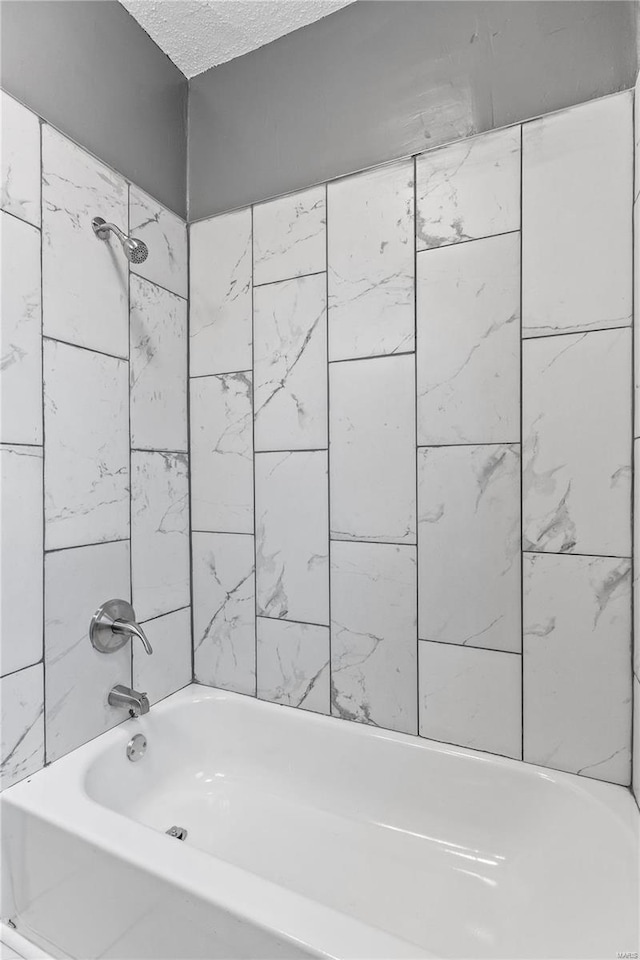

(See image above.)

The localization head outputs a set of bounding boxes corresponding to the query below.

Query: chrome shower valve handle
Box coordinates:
[90,599,153,655]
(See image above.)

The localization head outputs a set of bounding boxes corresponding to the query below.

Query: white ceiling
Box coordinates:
[120,0,354,78]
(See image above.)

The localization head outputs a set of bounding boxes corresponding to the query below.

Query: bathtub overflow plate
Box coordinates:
[126,733,147,762]
[166,825,188,841]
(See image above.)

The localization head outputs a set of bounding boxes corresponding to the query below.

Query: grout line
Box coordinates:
[253,269,327,290]
[0,205,41,231]
[522,323,631,341]
[186,222,196,684]
[519,122,525,763]
[255,447,327,455]
[257,614,330,631]
[251,205,258,698]
[329,350,415,366]
[418,637,522,657]
[325,181,332,717]
[191,529,253,537]
[416,228,520,255]
[330,537,417,548]
[127,183,134,691]
[1,658,44,681]
[417,440,519,450]
[0,441,43,450]
[130,270,187,302]
[631,84,637,800]
[45,537,129,555]
[131,447,189,455]
[140,604,191,626]
[42,335,127,363]
[39,115,47,766]
[522,549,632,561]
[413,156,420,735]
[189,369,252,380]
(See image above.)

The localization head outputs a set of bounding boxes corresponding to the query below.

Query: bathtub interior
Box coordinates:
[80,687,639,959]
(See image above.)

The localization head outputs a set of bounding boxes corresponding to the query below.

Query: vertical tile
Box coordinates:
[1,91,41,228]
[42,125,128,357]
[190,208,252,376]
[523,92,632,337]
[330,354,416,544]
[1,445,43,676]
[130,275,187,452]
[192,532,255,696]
[257,617,329,714]
[45,540,131,762]
[129,185,187,298]
[523,552,631,785]
[253,185,326,285]
[416,125,520,250]
[331,541,417,734]
[523,328,631,557]
[190,373,253,533]
[416,232,520,445]
[44,339,129,550]
[636,439,640,683]
[418,445,521,653]
[131,451,190,621]
[1,664,44,789]
[254,273,327,451]
[133,607,191,706]
[419,641,521,759]
[255,451,329,625]
[1,211,42,445]
[328,160,414,360]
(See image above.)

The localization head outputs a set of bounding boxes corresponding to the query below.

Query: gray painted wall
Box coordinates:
[1,0,187,217]
[188,0,638,221]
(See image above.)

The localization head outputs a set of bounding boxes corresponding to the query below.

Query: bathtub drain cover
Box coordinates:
[166,825,188,841]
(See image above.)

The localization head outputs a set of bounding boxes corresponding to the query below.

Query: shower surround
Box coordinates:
[190,89,635,788]
[1,85,637,800]
[1,92,191,787]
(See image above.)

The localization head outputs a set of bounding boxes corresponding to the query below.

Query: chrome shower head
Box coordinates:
[92,217,149,264]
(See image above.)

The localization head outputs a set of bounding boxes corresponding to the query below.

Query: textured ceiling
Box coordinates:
[119,0,354,77]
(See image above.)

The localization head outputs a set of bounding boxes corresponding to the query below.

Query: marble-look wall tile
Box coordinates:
[331,541,417,734]
[190,208,252,376]
[42,125,128,357]
[254,273,327,451]
[330,354,415,544]
[257,617,329,714]
[328,160,414,360]
[1,664,44,789]
[1,92,40,228]
[416,232,520,445]
[256,451,329,625]
[416,126,520,250]
[419,641,521,759]
[130,275,187,452]
[131,451,190,621]
[418,445,520,653]
[523,92,632,337]
[129,186,187,298]
[523,552,631,785]
[190,373,253,533]
[1,445,43,676]
[636,439,640,684]
[133,607,191,706]
[45,540,130,762]
[193,532,255,696]
[44,339,129,550]
[253,185,326,286]
[635,187,640,438]
[523,328,631,557]
[1,212,42,445]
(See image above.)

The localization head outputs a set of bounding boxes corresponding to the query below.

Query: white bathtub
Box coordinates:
[1,685,638,959]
